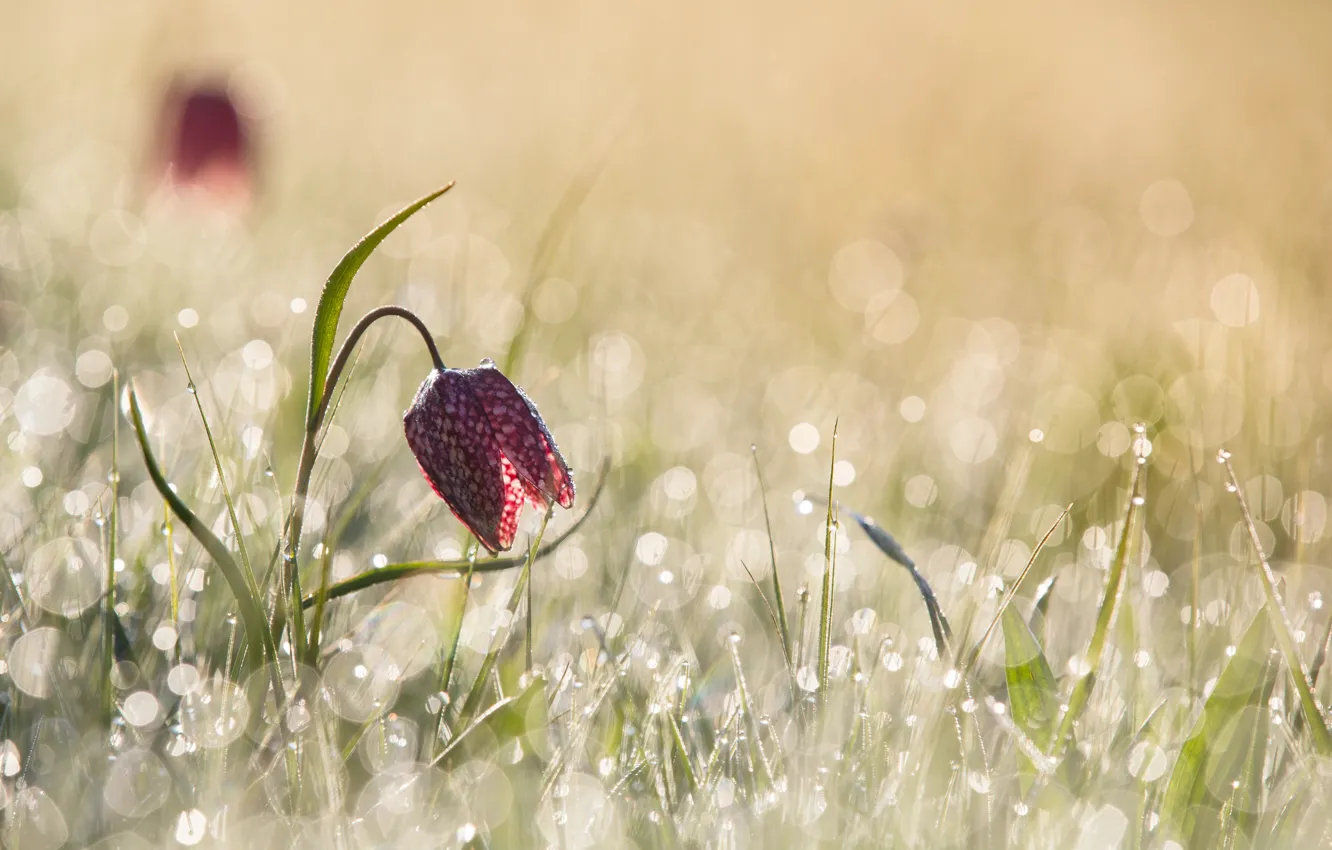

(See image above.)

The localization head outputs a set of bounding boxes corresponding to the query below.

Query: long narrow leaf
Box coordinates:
[1002,604,1060,793]
[456,508,553,729]
[1222,453,1332,754]
[849,511,952,656]
[752,446,792,672]
[817,422,839,701]
[431,677,545,770]
[305,183,454,430]
[126,384,273,667]
[1049,457,1144,758]
[962,503,1070,674]
[1159,611,1278,844]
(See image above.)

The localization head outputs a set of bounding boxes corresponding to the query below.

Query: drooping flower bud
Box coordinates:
[403,360,575,553]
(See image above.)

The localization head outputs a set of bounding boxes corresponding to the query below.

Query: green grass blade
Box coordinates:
[432,553,476,760]
[126,383,275,669]
[752,445,792,672]
[963,503,1071,675]
[304,538,336,667]
[1002,604,1060,792]
[101,369,120,727]
[174,337,260,599]
[456,507,553,729]
[849,510,951,656]
[1221,453,1332,754]
[1159,611,1278,844]
[817,421,839,703]
[1049,456,1145,758]
[304,183,454,430]
[431,676,546,770]
[1030,575,1056,640]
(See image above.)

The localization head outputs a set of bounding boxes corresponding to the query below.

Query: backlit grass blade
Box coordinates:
[174,336,260,605]
[456,507,553,729]
[752,445,792,672]
[304,183,454,430]
[1001,604,1059,793]
[849,510,951,656]
[431,676,545,770]
[817,421,838,702]
[1221,452,1332,754]
[1049,454,1144,760]
[962,503,1070,675]
[1159,611,1278,845]
[126,384,274,669]
[100,369,120,726]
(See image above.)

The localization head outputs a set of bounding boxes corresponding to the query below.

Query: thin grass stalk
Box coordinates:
[432,550,477,760]
[101,370,120,727]
[457,506,553,729]
[126,385,278,678]
[164,501,179,627]
[817,421,839,703]
[527,552,534,672]
[286,305,446,648]
[1221,452,1332,754]
[1191,502,1202,698]
[727,636,778,788]
[305,538,336,668]
[1049,447,1146,758]
[794,586,810,673]
[961,503,1071,675]
[752,445,792,669]
[175,337,261,599]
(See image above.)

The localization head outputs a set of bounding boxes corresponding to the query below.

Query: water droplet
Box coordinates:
[322,646,401,722]
[0,741,20,776]
[7,786,68,850]
[178,678,249,748]
[175,809,207,845]
[795,667,819,692]
[9,628,62,698]
[104,749,171,818]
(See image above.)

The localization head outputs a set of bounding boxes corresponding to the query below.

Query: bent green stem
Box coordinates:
[285,305,446,651]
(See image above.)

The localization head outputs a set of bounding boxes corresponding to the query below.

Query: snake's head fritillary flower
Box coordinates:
[403,360,575,554]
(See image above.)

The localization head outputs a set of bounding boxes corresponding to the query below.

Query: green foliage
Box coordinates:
[1002,604,1059,791]
[1160,612,1278,845]
[304,184,454,431]
[126,384,275,670]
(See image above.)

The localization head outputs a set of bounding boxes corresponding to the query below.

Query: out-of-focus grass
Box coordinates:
[5,2,1332,847]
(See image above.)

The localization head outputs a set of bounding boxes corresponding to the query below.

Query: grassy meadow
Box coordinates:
[6,1,1332,848]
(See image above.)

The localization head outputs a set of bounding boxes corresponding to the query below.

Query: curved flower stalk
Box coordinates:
[295,305,575,560]
[404,360,575,553]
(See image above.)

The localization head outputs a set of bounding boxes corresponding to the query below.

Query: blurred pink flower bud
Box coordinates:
[403,360,575,553]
